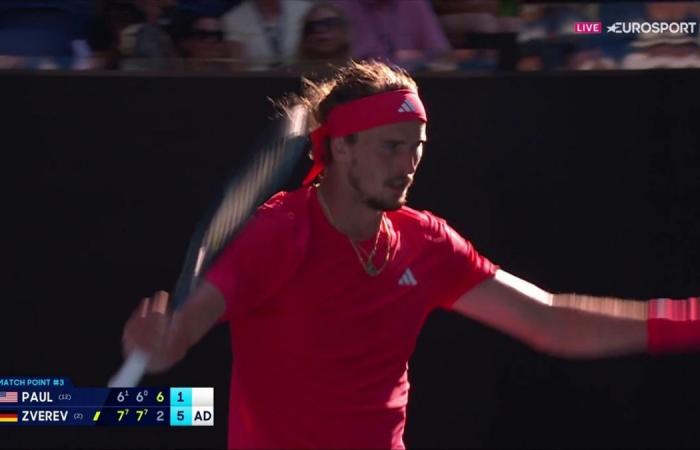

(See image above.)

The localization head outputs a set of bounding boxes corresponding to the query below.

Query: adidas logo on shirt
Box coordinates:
[398,268,417,286]
[397,100,416,113]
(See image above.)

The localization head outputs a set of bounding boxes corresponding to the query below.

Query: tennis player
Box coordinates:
[122,60,700,449]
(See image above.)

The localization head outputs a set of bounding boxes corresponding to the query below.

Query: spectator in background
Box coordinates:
[329,0,451,70]
[222,0,314,69]
[88,1,176,70]
[431,0,520,72]
[432,0,521,34]
[133,0,176,25]
[621,1,700,69]
[170,9,232,71]
[566,47,617,70]
[294,1,350,76]
[0,1,93,70]
[176,0,242,17]
[561,3,639,71]
[517,4,600,71]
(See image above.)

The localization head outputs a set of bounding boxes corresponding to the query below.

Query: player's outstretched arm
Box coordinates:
[451,270,699,358]
[121,281,226,373]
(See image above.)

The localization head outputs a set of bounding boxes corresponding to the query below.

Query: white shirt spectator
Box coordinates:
[222,0,314,67]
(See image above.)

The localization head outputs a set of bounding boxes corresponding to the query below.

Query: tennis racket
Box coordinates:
[108,104,308,387]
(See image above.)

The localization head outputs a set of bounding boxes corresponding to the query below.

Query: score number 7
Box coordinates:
[135,409,148,422]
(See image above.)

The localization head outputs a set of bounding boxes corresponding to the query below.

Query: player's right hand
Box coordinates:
[122,291,181,373]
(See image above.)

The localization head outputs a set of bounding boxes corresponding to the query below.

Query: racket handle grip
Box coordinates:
[108,349,150,387]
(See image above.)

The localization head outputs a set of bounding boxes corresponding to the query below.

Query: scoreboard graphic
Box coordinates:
[0,377,213,426]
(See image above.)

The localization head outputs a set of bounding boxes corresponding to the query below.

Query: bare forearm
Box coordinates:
[540,295,648,358]
[546,294,700,358]
[552,293,648,320]
[152,282,226,372]
[175,281,226,347]
[454,271,698,360]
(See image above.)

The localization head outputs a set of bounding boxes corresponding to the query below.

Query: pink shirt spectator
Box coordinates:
[330,0,451,64]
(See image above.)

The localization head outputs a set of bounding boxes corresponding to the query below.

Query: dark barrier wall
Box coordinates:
[2,70,699,449]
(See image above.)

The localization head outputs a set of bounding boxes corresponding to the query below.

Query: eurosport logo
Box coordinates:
[574,21,698,35]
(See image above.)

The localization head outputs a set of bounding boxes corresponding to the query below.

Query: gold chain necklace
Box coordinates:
[317,188,391,276]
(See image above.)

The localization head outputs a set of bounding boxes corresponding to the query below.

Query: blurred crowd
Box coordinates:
[0,0,698,74]
[518,2,700,70]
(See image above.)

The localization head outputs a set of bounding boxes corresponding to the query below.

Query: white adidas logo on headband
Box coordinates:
[397,100,416,113]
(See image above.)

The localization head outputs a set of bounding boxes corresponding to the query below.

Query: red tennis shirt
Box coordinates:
[205,186,498,449]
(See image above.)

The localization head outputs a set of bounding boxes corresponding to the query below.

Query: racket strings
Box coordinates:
[197,116,306,279]
[109,108,307,387]
[182,106,308,295]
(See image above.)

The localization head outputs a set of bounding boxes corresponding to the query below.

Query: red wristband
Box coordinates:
[647,297,700,355]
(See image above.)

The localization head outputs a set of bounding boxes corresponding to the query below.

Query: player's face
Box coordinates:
[346,121,426,211]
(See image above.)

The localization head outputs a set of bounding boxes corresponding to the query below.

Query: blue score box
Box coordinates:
[169,388,214,426]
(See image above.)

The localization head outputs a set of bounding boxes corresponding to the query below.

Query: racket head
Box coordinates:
[109,105,309,387]
[170,104,309,310]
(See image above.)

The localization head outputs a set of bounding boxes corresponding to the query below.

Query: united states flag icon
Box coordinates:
[0,391,18,403]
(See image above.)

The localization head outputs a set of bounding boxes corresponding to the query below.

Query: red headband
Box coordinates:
[303,89,427,186]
